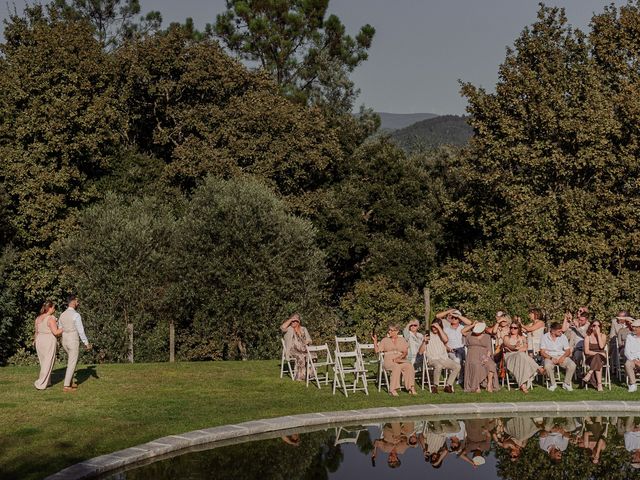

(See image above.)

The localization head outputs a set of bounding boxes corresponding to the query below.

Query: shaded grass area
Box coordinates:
[0,360,636,479]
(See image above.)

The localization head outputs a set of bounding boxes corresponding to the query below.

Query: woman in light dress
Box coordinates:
[462,321,499,393]
[34,300,63,390]
[403,319,424,368]
[280,313,312,381]
[502,323,544,393]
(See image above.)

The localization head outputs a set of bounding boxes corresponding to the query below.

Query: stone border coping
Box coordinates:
[47,401,640,480]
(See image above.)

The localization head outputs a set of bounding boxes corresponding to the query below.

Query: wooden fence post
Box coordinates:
[127,322,134,363]
[169,320,175,363]
[424,287,431,328]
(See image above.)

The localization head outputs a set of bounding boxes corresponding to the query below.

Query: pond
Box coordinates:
[107,414,640,479]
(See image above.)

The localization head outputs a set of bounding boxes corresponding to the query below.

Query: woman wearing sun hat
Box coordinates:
[462,321,499,393]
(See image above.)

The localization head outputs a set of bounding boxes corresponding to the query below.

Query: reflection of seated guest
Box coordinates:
[623,417,640,469]
[372,422,413,468]
[578,417,606,464]
[538,419,572,463]
[421,321,461,393]
[493,417,540,460]
[462,322,499,393]
[457,418,495,468]
[281,434,301,446]
[280,313,312,381]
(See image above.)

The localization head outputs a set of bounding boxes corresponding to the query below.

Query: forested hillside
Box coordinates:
[391,115,472,150]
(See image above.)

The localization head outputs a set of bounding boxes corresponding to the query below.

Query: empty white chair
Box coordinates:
[306,344,334,388]
[280,337,294,380]
[334,426,364,445]
[333,350,369,397]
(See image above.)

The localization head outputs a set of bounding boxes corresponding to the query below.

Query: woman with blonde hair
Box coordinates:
[373,324,417,396]
[280,313,312,381]
[34,300,63,390]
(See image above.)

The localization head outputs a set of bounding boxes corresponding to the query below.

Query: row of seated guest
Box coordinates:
[281,308,640,393]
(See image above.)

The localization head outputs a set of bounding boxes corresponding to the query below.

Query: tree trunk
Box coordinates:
[169,320,175,363]
[424,287,431,329]
[125,307,134,363]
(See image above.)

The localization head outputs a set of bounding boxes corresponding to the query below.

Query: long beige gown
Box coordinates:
[34,316,57,390]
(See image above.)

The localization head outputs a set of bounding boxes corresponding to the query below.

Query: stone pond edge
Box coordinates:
[46,401,640,480]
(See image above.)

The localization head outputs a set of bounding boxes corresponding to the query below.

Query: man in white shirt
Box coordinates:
[59,294,91,392]
[419,321,461,393]
[436,308,472,385]
[624,319,640,392]
[540,322,576,391]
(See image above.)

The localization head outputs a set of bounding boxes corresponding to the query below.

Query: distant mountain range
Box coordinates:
[384,114,473,151]
[377,112,439,131]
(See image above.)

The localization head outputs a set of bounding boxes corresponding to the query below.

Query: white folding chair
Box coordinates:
[280,338,294,380]
[334,426,364,445]
[335,336,359,354]
[377,352,390,392]
[357,342,380,384]
[306,344,334,388]
[420,353,449,392]
[333,350,369,397]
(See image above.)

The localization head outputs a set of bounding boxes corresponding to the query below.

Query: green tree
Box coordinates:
[56,194,176,362]
[173,176,328,360]
[213,0,375,114]
[53,0,162,49]
[433,4,640,320]
[115,24,343,202]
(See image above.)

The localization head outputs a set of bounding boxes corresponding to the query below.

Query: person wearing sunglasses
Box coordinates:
[502,323,544,393]
[583,320,607,391]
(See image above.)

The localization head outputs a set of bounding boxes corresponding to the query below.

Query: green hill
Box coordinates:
[391,114,472,151]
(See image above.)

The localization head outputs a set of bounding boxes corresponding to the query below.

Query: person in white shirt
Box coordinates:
[403,319,424,368]
[540,322,576,391]
[419,321,461,393]
[624,319,640,392]
[59,294,91,392]
[435,308,472,385]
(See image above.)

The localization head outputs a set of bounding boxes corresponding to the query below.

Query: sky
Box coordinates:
[0,0,629,115]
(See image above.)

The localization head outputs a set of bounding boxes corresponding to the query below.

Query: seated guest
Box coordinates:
[540,322,576,391]
[280,313,312,381]
[624,319,640,392]
[462,321,499,393]
[583,320,607,391]
[521,308,546,356]
[403,318,424,368]
[436,308,472,384]
[502,323,544,393]
[373,324,417,396]
[420,321,461,393]
[487,312,511,348]
[611,311,632,375]
[563,308,590,365]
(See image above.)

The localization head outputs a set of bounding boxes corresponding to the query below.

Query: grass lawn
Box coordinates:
[0,360,636,479]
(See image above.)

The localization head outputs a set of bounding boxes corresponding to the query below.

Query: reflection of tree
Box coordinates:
[356,429,374,455]
[123,430,340,480]
[495,418,640,480]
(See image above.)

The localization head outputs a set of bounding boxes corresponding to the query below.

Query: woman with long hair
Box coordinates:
[583,320,607,391]
[502,323,544,393]
[34,300,63,390]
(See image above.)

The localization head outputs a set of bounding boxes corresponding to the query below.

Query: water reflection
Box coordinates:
[112,415,640,479]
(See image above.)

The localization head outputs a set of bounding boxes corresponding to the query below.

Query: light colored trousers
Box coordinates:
[62,332,80,387]
[544,357,576,386]
[428,358,461,386]
[384,360,415,391]
[625,360,640,385]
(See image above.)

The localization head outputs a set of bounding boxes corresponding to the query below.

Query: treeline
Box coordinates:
[3,2,640,364]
